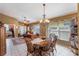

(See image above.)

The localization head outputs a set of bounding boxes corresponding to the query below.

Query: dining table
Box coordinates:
[31,38,49,56]
[31,38,48,46]
[31,38,44,44]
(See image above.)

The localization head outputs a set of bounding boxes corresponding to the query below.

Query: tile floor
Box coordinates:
[5,38,75,56]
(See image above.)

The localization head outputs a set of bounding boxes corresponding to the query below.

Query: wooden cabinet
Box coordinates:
[0,25,6,56]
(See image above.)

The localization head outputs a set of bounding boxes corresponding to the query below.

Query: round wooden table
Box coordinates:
[31,38,49,56]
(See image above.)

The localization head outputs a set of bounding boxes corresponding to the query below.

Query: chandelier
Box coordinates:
[23,17,29,24]
[40,4,50,23]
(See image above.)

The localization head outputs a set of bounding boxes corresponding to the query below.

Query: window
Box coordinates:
[58,20,71,41]
[18,26,27,35]
[31,24,40,34]
[47,22,59,38]
[47,20,71,41]
[4,24,9,32]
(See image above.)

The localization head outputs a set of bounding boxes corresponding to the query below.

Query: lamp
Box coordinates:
[40,4,50,23]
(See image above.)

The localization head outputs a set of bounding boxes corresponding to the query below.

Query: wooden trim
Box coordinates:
[29,21,39,26]
[0,13,17,22]
[77,3,79,55]
[49,13,77,21]
[29,13,77,25]
[29,12,77,37]
[57,39,70,47]
[18,21,27,26]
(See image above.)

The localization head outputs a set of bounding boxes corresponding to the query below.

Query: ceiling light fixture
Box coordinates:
[23,17,29,24]
[40,4,50,23]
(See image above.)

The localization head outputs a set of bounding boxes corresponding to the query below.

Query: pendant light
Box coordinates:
[23,17,29,24]
[40,4,50,23]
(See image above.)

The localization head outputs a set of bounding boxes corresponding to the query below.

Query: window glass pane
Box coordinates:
[47,22,59,38]
[47,20,71,41]
[18,26,27,35]
[32,24,40,34]
[59,20,71,31]
[4,24,9,32]
[59,31,70,41]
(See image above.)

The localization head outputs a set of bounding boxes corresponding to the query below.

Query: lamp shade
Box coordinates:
[40,19,50,23]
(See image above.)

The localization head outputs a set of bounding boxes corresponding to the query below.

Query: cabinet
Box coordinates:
[0,22,6,56]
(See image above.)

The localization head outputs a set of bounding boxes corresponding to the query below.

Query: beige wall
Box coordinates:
[29,13,77,37]
[0,13,18,25]
[0,13,27,37]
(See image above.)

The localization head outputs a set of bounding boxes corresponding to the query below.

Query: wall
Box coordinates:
[29,13,77,36]
[41,13,77,37]
[29,13,77,41]
[0,13,26,37]
[0,13,18,25]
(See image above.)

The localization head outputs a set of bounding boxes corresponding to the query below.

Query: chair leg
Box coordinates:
[27,52,30,56]
[50,48,54,56]
[50,51,54,56]
[54,47,57,53]
[49,52,51,56]
[52,50,54,56]
[27,52,29,56]
[49,52,52,56]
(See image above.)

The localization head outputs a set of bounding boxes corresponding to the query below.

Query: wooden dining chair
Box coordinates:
[26,41,34,56]
[40,41,51,56]
[33,44,40,56]
[24,37,34,56]
[50,35,58,55]
[47,33,58,55]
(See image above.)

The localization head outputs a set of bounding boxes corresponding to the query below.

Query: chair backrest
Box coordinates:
[51,40,57,48]
[26,41,34,53]
[33,44,40,50]
[24,37,32,43]
[50,34,58,47]
[41,41,50,51]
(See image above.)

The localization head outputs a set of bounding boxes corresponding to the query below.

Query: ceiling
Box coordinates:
[0,3,77,23]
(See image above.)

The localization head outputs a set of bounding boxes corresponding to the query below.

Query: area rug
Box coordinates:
[12,38,25,45]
